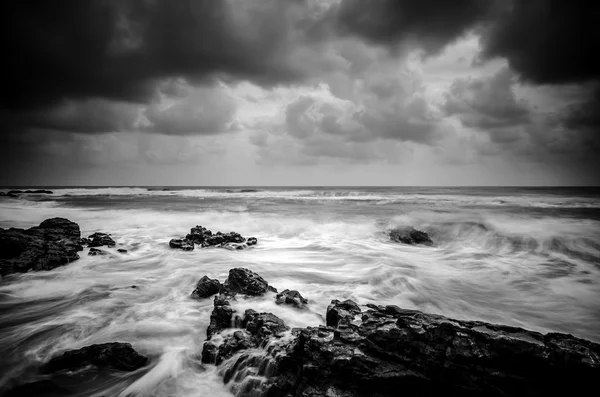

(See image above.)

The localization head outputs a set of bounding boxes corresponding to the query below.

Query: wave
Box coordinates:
[6,187,598,209]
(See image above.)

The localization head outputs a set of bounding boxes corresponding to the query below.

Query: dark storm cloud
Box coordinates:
[0,0,308,112]
[480,0,600,85]
[332,0,493,54]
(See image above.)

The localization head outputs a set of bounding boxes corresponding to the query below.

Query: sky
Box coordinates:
[1,0,599,186]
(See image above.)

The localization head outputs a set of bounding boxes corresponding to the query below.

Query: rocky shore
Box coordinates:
[2,219,599,396]
[170,225,258,251]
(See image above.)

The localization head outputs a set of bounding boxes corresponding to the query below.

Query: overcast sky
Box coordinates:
[1,0,598,186]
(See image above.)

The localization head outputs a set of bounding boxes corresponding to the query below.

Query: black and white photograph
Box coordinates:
[1,0,599,396]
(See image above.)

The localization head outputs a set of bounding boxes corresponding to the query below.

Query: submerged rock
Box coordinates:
[87,232,115,248]
[222,268,275,296]
[389,226,433,246]
[191,275,221,299]
[87,248,106,256]
[0,218,83,277]
[173,225,257,250]
[169,238,194,251]
[117,248,128,253]
[40,342,147,374]
[207,298,600,397]
[276,289,308,309]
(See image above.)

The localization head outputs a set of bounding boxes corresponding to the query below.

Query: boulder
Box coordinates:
[88,248,106,256]
[0,218,83,276]
[87,232,115,248]
[325,299,361,327]
[186,225,212,245]
[276,289,308,309]
[169,238,194,251]
[246,237,258,246]
[389,226,433,246]
[218,301,600,397]
[40,342,147,374]
[191,276,221,299]
[117,248,128,253]
[206,295,235,339]
[203,330,255,365]
[174,225,257,250]
[222,268,275,296]
[242,309,289,346]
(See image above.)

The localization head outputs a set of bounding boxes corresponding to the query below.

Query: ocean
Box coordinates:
[1,186,599,396]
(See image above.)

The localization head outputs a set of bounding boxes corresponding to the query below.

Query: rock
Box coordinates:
[218,301,600,397]
[222,268,273,296]
[169,238,194,251]
[88,248,106,256]
[78,237,90,246]
[40,342,147,374]
[246,237,258,246]
[389,226,433,246]
[0,218,83,277]
[242,309,289,346]
[117,248,128,253]
[326,299,361,327]
[7,190,23,195]
[2,380,69,397]
[206,295,235,339]
[276,289,308,309]
[185,225,212,245]
[191,275,221,299]
[175,225,256,250]
[203,330,255,365]
[87,232,115,248]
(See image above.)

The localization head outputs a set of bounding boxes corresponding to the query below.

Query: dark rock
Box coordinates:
[246,237,258,246]
[206,295,235,339]
[175,225,256,250]
[88,248,106,256]
[87,232,115,248]
[2,380,69,397]
[0,218,83,277]
[389,226,433,246]
[222,268,272,296]
[220,301,600,397]
[203,330,255,365]
[40,342,147,374]
[7,190,23,195]
[169,238,194,251]
[276,289,308,309]
[117,248,127,253]
[242,309,289,346]
[185,225,212,245]
[191,276,221,299]
[78,237,90,246]
[326,299,361,327]
[23,190,53,194]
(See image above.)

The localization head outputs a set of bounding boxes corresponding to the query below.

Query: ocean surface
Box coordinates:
[1,186,599,396]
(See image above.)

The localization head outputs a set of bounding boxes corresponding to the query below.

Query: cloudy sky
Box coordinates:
[1,0,598,186]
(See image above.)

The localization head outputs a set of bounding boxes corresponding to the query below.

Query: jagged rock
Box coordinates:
[242,309,289,346]
[191,276,221,299]
[87,232,115,248]
[246,237,258,246]
[223,268,274,296]
[389,226,433,246]
[117,248,127,253]
[78,237,90,246]
[203,330,255,365]
[204,232,245,247]
[186,225,212,245]
[169,238,194,251]
[326,299,361,327]
[40,342,147,374]
[0,218,83,277]
[175,225,256,250]
[221,301,600,397]
[206,295,235,339]
[88,248,106,256]
[276,289,308,309]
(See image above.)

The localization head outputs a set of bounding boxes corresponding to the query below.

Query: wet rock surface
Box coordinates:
[276,289,308,309]
[223,268,275,296]
[171,225,258,250]
[169,238,194,251]
[390,226,433,246]
[40,342,147,374]
[204,291,600,397]
[87,247,106,256]
[0,218,83,277]
[86,232,116,248]
[191,275,221,299]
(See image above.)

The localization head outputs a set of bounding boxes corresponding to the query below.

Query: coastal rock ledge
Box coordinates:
[201,270,600,397]
[0,218,83,277]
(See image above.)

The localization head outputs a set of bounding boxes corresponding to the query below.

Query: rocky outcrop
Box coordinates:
[86,232,115,248]
[390,226,433,246]
[206,297,600,397]
[1,189,53,197]
[169,238,194,251]
[171,225,258,251]
[0,218,83,276]
[206,295,235,339]
[191,276,221,299]
[88,248,106,256]
[223,268,276,296]
[40,342,147,374]
[276,289,308,309]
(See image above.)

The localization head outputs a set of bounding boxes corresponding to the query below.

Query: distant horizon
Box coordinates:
[3,185,599,189]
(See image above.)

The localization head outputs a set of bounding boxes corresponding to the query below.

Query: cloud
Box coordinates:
[480,1,600,85]
[443,67,530,131]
